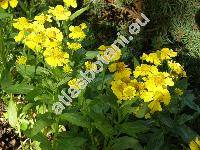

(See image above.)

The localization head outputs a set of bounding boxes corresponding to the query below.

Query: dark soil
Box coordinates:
[0,102,21,150]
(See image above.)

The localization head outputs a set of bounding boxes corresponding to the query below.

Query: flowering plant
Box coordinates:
[0,0,199,149]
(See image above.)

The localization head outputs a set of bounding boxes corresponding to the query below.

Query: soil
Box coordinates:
[0,102,21,150]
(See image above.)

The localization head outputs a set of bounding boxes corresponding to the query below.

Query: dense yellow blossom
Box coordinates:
[189,137,200,150]
[69,23,87,39]
[133,64,159,78]
[122,86,136,100]
[34,13,52,24]
[141,52,161,65]
[16,56,27,65]
[110,48,186,115]
[85,61,97,71]
[0,0,18,9]
[48,5,71,21]
[63,64,72,73]
[63,0,77,8]
[159,48,177,61]
[68,78,82,90]
[141,48,177,66]
[13,17,30,31]
[67,42,82,51]
[168,61,186,77]
[43,47,69,67]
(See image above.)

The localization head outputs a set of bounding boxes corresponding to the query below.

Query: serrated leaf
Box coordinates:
[112,136,143,150]
[60,113,90,128]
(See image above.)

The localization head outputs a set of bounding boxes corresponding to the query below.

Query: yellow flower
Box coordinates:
[168,61,186,77]
[46,27,63,42]
[175,88,183,96]
[16,56,27,65]
[85,61,97,71]
[114,68,132,83]
[68,78,81,90]
[159,48,177,61]
[0,0,18,9]
[139,90,154,102]
[67,42,82,51]
[111,80,127,100]
[141,52,161,66]
[43,47,69,67]
[80,23,87,30]
[133,64,159,78]
[63,64,72,73]
[122,85,136,100]
[108,63,117,72]
[69,24,86,39]
[148,100,162,113]
[189,137,200,150]
[63,0,77,8]
[48,5,71,21]
[13,17,29,31]
[34,13,52,24]
[98,45,107,51]
[14,31,24,42]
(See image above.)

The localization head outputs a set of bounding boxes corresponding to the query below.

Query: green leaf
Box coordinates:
[31,133,53,150]
[54,136,86,150]
[91,113,115,137]
[60,113,90,128]
[4,82,34,94]
[147,130,164,150]
[29,119,53,137]
[70,5,90,21]
[158,113,174,128]
[7,96,18,128]
[0,9,12,19]
[183,93,199,111]
[173,125,197,142]
[134,103,149,118]
[16,65,50,78]
[85,51,99,59]
[177,114,193,125]
[118,121,149,137]
[112,136,143,150]
[133,56,140,69]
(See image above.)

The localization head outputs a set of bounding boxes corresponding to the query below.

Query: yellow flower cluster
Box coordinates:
[48,5,71,21]
[85,61,97,71]
[110,48,186,114]
[69,23,87,39]
[189,137,200,150]
[16,56,27,65]
[67,42,82,51]
[0,0,18,9]
[68,78,82,90]
[13,1,81,67]
[98,45,122,62]
[141,48,177,65]
[63,0,77,8]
